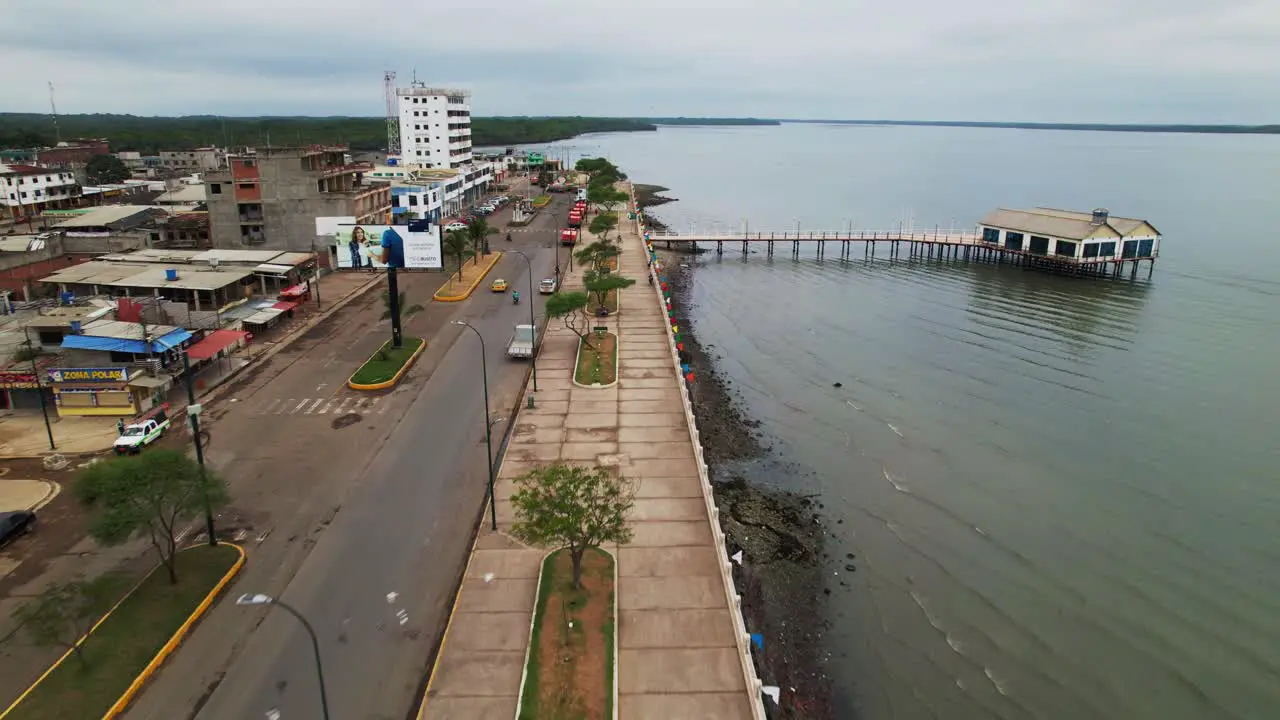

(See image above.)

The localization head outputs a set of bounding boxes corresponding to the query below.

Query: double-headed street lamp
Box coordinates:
[235,594,330,720]
[452,320,497,531]
[507,249,538,392]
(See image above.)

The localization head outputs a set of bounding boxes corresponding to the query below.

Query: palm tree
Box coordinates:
[381,291,425,321]
[467,217,496,264]
[444,229,474,278]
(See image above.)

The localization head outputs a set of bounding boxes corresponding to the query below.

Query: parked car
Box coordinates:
[0,511,35,549]
[474,205,494,216]
[444,221,468,232]
[539,278,558,294]
[506,324,535,359]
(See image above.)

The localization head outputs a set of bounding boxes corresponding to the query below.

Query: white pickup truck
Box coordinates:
[506,324,536,360]
[113,405,171,455]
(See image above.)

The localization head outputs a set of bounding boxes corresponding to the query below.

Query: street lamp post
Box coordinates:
[452,321,497,531]
[507,250,538,392]
[181,350,217,546]
[21,326,55,451]
[235,594,330,720]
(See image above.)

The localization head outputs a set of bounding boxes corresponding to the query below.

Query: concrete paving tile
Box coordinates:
[515,414,564,429]
[618,648,748,693]
[560,441,619,461]
[618,545,721,577]
[630,499,709,522]
[619,400,684,415]
[510,427,566,445]
[620,358,674,369]
[618,412,686,427]
[534,360,576,371]
[467,549,544,579]
[633,457,699,476]
[628,519,713,546]
[505,444,561,462]
[618,576,728,610]
[565,427,618,443]
[635,476,703,498]
[447,612,532,652]
[520,388,569,402]
[618,692,753,719]
[525,400,569,415]
[617,426,690,444]
[620,609,737,648]
[458,577,538,612]
[619,367,665,379]
[619,349,673,361]
[569,400,618,414]
[564,412,618,429]
[571,385,619,400]
[424,695,519,719]
[618,377,679,389]
[427,650,525,698]
[618,388,682,402]
[619,441,694,460]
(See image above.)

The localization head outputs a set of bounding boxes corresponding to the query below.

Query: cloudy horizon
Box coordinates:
[6,0,1279,124]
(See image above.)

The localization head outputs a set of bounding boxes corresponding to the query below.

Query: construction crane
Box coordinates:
[383,71,400,157]
[48,81,61,144]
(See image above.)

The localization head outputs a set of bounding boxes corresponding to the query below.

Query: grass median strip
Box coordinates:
[519,548,615,720]
[575,332,617,387]
[5,544,241,720]
[531,194,552,208]
[350,337,425,386]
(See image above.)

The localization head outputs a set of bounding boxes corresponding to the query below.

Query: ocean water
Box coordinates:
[539,124,1280,719]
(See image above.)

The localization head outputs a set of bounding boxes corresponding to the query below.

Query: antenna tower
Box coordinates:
[384,71,400,156]
[48,81,61,143]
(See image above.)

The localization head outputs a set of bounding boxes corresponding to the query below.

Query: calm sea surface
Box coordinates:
[537,124,1280,719]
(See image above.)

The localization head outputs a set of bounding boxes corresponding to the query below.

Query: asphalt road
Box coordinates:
[124,193,574,719]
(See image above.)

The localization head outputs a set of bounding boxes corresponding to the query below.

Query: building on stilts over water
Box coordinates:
[976,207,1161,278]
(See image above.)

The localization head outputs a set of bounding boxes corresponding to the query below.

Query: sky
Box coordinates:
[7,0,1280,123]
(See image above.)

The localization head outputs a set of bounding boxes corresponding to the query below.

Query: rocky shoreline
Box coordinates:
[647,193,834,717]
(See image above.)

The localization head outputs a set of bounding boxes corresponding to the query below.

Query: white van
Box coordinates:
[576,188,588,202]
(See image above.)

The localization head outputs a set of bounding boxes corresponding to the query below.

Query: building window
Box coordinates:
[1121,240,1138,259]
[408,195,418,206]
[1098,241,1117,257]
[1028,235,1050,255]
[1083,243,1101,258]
[243,159,255,167]
[1137,239,1154,257]
[1054,239,1076,257]
[1003,232,1023,250]
[210,184,222,194]
[392,195,400,207]
[982,227,1000,243]
[414,111,420,116]
[238,183,253,189]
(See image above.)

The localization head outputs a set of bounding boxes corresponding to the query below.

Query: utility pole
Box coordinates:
[23,326,55,451]
[181,351,217,546]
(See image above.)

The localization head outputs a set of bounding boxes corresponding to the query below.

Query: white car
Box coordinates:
[539,278,558,294]
[445,221,468,232]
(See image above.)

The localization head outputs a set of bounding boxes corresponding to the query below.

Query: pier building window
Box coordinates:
[1137,239,1154,257]
[1003,231,1023,250]
[1028,236,1050,255]
[982,227,1000,243]
[1083,243,1100,258]
[1122,240,1138,258]
[1054,240,1077,257]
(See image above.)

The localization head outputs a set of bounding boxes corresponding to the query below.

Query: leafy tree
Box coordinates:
[545,291,594,348]
[443,229,474,278]
[380,290,424,321]
[467,217,496,262]
[76,449,229,584]
[575,157,626,182]
[584,271,635,314]
[85,154,129,184]
[13,577,115,666]
[509,463,635,588]
[575,241,619,271]
[587,213,618,243]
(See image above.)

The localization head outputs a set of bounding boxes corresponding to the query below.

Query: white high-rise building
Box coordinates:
[396,85,473,170]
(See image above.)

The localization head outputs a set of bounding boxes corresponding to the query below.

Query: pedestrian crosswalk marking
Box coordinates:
[252,395,388,417]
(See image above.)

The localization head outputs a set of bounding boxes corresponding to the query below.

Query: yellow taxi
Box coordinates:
[491,278,508,292]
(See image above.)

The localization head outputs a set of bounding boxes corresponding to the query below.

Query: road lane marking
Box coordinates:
[336,397,355,414]
[317,399,339,414]
[292,399,309,413]
[304,398,325,414]
[261,399,281,415]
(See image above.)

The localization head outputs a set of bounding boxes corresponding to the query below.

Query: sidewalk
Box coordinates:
[421,186,756,718]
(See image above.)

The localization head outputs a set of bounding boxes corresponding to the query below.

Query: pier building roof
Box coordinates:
[979,208,1160,241]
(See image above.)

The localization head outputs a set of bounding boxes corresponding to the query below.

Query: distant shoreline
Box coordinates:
[781,119,1280,135]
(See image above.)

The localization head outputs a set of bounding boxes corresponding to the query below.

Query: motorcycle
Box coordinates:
[505,232,512,242]
[512,291,520,305]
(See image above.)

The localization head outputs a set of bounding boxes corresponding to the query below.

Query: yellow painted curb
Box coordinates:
[0,543,245,720]
[105,543,246,719]
[433,252,504,302]
[347,338,427,391]
[571,332,620,389]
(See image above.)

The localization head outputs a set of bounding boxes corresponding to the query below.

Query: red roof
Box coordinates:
[1,164,48,175]
[272,300,299,312]
[186,330,250,361]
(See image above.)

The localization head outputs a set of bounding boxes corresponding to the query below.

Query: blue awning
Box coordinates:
[61,328,192,354]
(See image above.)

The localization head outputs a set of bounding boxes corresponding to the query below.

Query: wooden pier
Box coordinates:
[645,223,1158,280]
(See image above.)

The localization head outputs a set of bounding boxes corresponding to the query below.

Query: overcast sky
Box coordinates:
[7,0,1279,123]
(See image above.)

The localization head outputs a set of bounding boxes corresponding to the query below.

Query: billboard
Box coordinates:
[330,223,442,270]
[48,367,129,383]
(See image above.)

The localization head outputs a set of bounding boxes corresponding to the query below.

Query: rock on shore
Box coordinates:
[661,254,834,719]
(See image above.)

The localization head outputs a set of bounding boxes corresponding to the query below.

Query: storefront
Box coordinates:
[46,367,142,417]
[0,370,50,411]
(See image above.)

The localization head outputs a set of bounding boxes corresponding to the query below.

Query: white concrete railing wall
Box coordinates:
[631,192,768,720]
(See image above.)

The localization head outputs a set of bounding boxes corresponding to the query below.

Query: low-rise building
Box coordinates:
[204,145,391,254]
[160,148,227,171]
[977,208,1161,263]
[0,164,81,222]
[36,139,110,171]
[0,234,98,301]
[50,204,166,254]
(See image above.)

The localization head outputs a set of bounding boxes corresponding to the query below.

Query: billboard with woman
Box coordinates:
[330,223,441,269]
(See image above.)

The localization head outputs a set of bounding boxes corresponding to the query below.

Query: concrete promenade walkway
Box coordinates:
[422,195,757,717]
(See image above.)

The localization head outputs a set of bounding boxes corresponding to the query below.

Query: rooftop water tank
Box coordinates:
[165,268,178,281]
[1091,208,1110,225]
